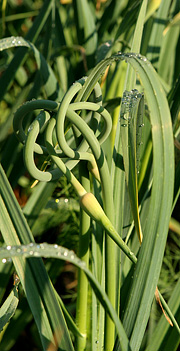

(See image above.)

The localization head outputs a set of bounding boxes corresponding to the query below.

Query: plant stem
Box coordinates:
[76,164,91,351]
[96,158,116,351]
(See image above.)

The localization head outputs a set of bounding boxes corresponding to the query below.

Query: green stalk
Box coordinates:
[53,85,116,348]
[76,165,91,351]
[98,169,116,351]
[66,113,116,351]
[53,80,117,349]
[45,114,136,264]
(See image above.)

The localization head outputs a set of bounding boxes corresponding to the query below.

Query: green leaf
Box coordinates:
[120,0,147,244]
[0,0,53,102]
[120,53,174,350]
[0,36,61,100]
[0,286,19,333]
[72,0,97,66]
[120,90,144,243]
[0,297,33,349]
[79,50,173,351]
[0,163,74,351]
[146,0,171,68]
[145,278,180,351]
[0,243,132,351]
[114,0,142,41]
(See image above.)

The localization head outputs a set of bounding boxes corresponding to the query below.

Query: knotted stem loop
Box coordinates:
[13,78,112,186]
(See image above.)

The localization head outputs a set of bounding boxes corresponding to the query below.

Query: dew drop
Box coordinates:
[6,245,11,250]
[80,261,86,268]
[54,244,58,249]
[34,252,40,257]
[28,125,33,133]
[2,258,7,263]
[64,251,68,257]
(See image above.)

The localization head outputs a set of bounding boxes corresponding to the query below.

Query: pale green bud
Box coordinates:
[80,192,106,223]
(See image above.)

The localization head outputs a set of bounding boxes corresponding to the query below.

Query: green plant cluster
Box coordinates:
[0,1,180,351]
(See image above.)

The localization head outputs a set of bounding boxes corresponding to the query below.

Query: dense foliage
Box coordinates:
[0,1,180,351]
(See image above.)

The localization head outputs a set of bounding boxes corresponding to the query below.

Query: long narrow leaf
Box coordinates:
[0,285,19,333]
[0,243,132,351]
[121,0,147,243]
[78,50,174,349]
[0,0,53,102]
[0,36,61,100]
[145,278,180,351]
[120,54,174,350]
[73,0,97,67]
[0,164,74,351]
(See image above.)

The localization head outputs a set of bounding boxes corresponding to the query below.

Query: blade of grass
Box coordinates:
[97,0,128,40]
[69,47,173,350]
[0,11,39,25]
[72,0,97,67]
[0,284,19,333]
[146,0,171,67]
[120,54,174,351]
[121,0,148,244]
[80,52,174,351]
[114,0,142,42]
[158,19,180,86]
[0,0,53,102]
[120,91,144,243]
[0,36,61,100]
[0,243,132,351]
[144,277,180,351]
[0,297,33,348]
[0,195,59,350]
[0,163,75,351]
